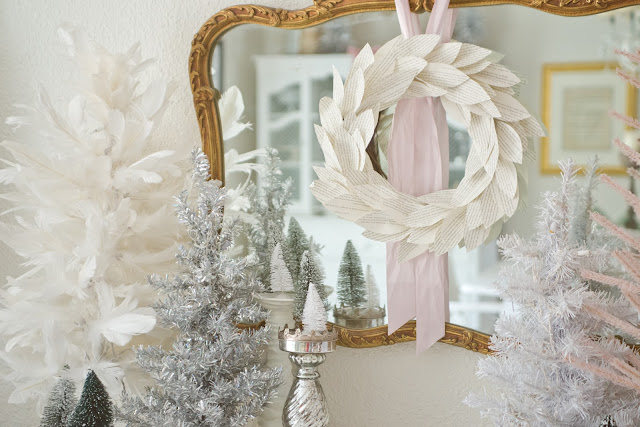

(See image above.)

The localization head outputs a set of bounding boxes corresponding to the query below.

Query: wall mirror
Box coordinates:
[191,0,639,351]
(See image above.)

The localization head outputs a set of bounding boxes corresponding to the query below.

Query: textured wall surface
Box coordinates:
[0,1,490,425]
[323,342,490,427]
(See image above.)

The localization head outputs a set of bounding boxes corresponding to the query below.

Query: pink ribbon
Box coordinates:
[387,0,457,353]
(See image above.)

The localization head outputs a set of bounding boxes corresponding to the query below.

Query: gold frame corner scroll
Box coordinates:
[540,62,636,176]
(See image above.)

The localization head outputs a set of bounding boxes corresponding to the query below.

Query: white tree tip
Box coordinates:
[302,282,327,333]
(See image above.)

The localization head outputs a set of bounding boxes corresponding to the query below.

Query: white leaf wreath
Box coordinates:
[310,34,544,262]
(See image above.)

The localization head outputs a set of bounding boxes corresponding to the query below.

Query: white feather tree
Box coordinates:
[270,242,294,293]
[0,27,190,409]
[0,26,266,413]
[302,283,327,333]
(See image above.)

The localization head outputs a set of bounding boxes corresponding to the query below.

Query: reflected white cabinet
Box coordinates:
[254,54,352,215]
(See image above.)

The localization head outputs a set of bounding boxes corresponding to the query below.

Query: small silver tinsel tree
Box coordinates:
[40,373,77,427]
[246,148,292,290]
[337,240,366,308]
[466,160,640,426]
[119,149,282,426]
[294,250,328,320]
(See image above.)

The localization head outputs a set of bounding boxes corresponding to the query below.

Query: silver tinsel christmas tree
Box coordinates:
[119,149,282,426]
[466,160,640,426]
[246,148,292,290]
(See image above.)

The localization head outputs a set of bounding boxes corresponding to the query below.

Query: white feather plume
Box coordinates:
[0,27,260,412]
[219,85,251,140]
[0,27,189,409]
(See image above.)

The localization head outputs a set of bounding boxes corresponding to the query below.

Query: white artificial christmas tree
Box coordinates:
[365,265,381,310]
[573,140,640,400]
[302,283,328,333]
[270,242,294,293]
[563,49,640,406]
[465,160,640,426]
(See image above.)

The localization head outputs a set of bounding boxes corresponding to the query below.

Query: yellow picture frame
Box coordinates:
[540,62,637,175]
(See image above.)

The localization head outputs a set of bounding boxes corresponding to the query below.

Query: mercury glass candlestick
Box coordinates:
[254,292,296,427]
[278,326,337,427]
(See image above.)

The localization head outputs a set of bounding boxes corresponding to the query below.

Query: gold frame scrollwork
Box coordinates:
[333,321,492,353]
[189,0,639,351]
[190,0,640,182]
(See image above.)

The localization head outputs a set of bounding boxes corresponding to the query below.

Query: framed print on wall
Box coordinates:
[540,62,636,175]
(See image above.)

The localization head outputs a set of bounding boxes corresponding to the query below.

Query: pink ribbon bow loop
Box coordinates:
[387,0,457,353]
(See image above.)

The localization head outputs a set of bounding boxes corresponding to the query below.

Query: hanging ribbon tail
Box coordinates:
[386,242,416,333]
[394,0,422,38]
[387,0,457,352]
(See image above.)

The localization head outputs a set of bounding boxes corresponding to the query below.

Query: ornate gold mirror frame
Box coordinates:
[189,0,638,352]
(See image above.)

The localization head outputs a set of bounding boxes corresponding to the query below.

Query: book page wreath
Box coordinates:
[310,34,545,262]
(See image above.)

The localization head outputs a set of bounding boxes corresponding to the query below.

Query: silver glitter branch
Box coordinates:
[119,148,282,427]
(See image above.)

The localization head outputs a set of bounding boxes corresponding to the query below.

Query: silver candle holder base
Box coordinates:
[278,326,337,427]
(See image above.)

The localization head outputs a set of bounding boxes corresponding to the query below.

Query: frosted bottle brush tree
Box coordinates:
[337,240,367,308]
[0,26,191,408]
[40,371,76,427]
[286,217,310,284]
[466,160,640,426]
[302,283,328,333]
[67,370,114,427]
[119,149,281,427]
[294,250,329,320]
[270,242,294,293]
[365,265,381,311]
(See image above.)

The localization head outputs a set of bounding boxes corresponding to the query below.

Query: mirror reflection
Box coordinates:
[214,7,633,334]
